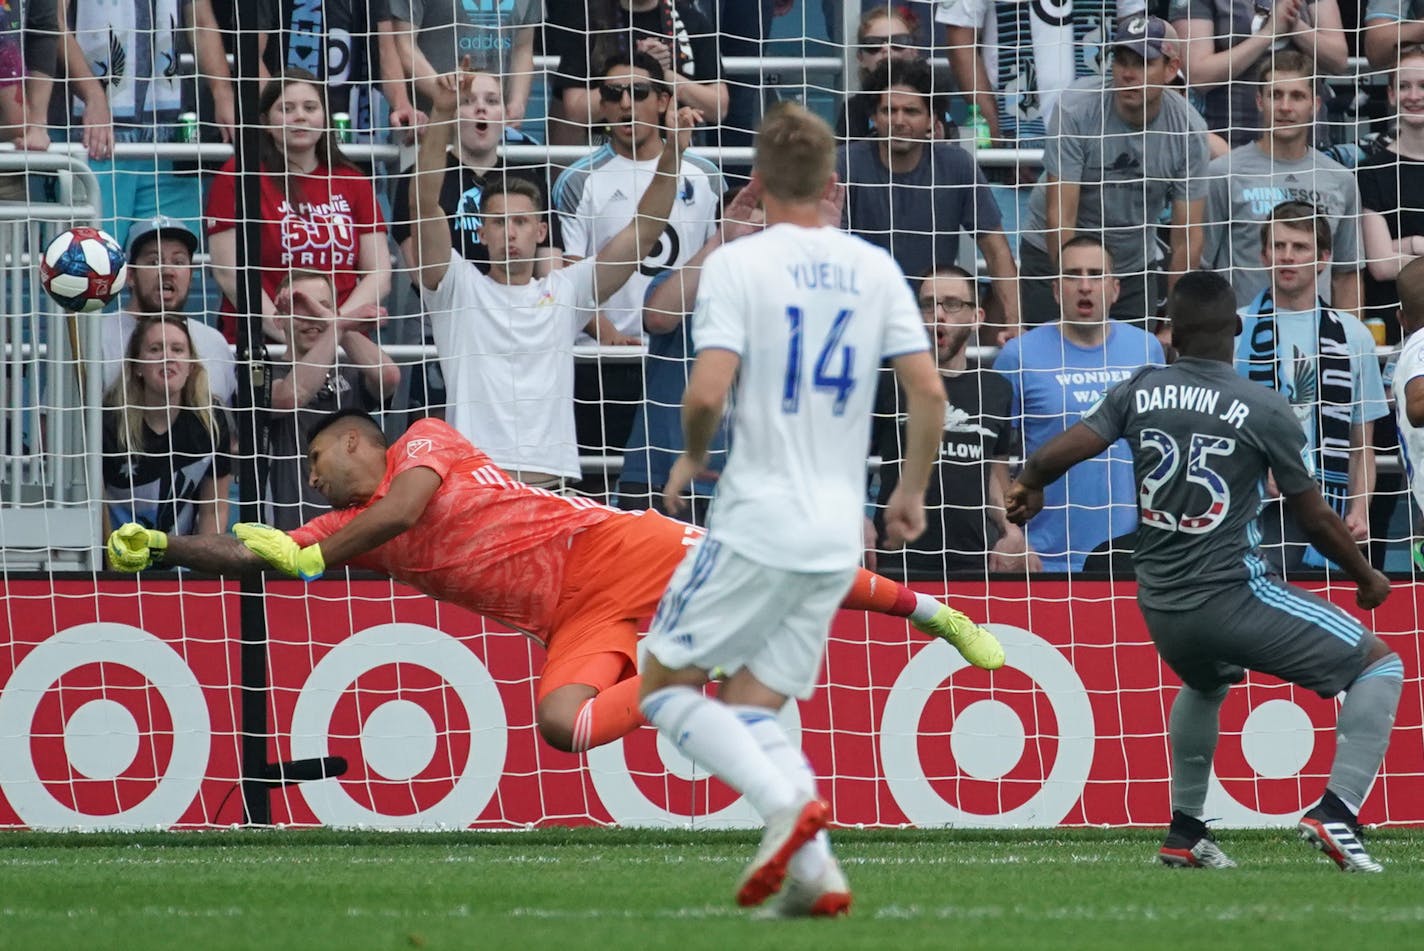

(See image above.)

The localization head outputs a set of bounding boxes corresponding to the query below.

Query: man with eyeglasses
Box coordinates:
[838,57,1020,336]
[993,235,1164,572]
[553,51,725,489]
[872,265,1037,577]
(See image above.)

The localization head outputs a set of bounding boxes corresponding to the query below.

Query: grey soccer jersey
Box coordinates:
[1080,356,1316,609]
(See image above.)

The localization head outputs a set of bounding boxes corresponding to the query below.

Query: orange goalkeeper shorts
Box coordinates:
[537,510,702,700]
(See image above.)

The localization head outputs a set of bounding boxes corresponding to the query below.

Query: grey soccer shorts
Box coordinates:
[1140,576,1379,698]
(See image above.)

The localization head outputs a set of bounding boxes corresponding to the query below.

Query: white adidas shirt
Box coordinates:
[695,224,929,572]
[423,252,595,479]
[553,144,723,335]
[1395,327,1424,513]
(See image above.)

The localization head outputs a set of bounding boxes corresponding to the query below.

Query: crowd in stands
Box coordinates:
[3,1,1423,579]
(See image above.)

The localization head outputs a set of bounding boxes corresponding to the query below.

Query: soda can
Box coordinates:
[332,112,352,144]
[177,112,200,144]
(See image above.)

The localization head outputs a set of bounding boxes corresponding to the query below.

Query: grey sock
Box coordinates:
[1328,654,1404,812]
[1169,685,1229,818]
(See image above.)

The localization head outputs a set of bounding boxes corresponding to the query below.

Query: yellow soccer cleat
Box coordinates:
[913,605,1005,670]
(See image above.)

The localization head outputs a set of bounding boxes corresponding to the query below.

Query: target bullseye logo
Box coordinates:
[291,624,507,828]
[880,624,1095,827]
[587,671,802,827]
[1203,684,1336,825]
[0,623,208,829]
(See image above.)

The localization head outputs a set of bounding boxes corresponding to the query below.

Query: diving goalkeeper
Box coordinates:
[108,410,1004,753]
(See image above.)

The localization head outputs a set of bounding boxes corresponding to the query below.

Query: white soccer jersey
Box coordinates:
[1395,328,1424,513]
[694,224,929,572]
[423,252,595,479]
[553,144,724,335]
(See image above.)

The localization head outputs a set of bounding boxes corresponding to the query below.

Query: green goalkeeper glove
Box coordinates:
[107,523,168,572]
[233,523,326,581]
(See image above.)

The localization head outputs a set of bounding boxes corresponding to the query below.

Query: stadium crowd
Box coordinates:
[4,0,1423,580]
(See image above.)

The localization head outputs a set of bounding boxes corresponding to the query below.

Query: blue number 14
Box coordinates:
[782,306,856,416]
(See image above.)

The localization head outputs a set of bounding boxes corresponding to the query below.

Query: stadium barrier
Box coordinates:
[0,150,107,572]
[1,577,1419,831]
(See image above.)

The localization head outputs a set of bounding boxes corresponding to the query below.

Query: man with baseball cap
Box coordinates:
[101,216,237,405]
[1017,14,1209,329]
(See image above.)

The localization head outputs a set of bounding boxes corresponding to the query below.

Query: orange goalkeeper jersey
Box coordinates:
[290,418,619,643]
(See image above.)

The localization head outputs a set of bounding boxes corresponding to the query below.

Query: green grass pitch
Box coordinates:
[2,828,1422,949]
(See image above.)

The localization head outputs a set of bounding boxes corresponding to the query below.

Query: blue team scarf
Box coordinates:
[1242,289,1354,567]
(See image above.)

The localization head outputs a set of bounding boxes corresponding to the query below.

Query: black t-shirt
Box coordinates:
[546,0,719,94]
[1358,147,1424,345]
[102,408,233,536]
[257,0,391,121]
[872,367,1018,578]
[263,363,390,530]
[391,151,561,271]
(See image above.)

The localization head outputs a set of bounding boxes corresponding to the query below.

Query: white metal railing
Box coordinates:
[0,150,107,570]
[57,136,1037,170]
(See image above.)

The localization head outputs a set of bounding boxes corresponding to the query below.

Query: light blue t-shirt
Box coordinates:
[1233,307,1390,454]
[994,321,1165,572]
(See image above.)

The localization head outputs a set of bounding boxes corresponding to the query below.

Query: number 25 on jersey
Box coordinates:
[1139,429,1235,534]
[782,306,856,416]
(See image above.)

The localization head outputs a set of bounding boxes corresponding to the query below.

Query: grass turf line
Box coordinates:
[1,829,1421,950]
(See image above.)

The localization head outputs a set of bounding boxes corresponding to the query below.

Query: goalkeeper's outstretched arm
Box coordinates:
[162,534,269,576]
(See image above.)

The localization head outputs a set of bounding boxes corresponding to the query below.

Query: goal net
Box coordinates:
[0,1,1420,830]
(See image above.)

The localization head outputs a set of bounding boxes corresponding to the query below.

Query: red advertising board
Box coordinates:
[1,577,1419,829]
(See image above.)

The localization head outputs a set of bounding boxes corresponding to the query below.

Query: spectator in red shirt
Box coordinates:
[205,68,392,341]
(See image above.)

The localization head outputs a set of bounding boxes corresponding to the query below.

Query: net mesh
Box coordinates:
[0,1,1421,830]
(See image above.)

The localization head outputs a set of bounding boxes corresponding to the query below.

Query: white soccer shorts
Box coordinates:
[645,536,857,700]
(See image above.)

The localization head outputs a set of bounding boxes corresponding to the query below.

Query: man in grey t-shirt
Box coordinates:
[1202,49,1361,311]
[1020,15,1209,328]
[1007,269,1398,874]
[391,0,542,123]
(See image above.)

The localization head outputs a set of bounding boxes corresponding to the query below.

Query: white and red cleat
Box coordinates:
[736,798,830,907]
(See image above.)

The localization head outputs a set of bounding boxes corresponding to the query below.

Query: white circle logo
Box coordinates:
[0,623,209,829]
[1204,690,1326,826]
[588,699,802,828]
[881,624,1095,827]
[291,624,507,828]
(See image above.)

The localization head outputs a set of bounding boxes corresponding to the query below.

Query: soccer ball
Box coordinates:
[39,227,128,313]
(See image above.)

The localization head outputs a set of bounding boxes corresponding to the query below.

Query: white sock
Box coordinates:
[910,592,942,623]
[734,705,831,880]
[640,686,799,818]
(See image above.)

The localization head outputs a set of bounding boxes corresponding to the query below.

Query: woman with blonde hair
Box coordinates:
[101,315,232,538]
